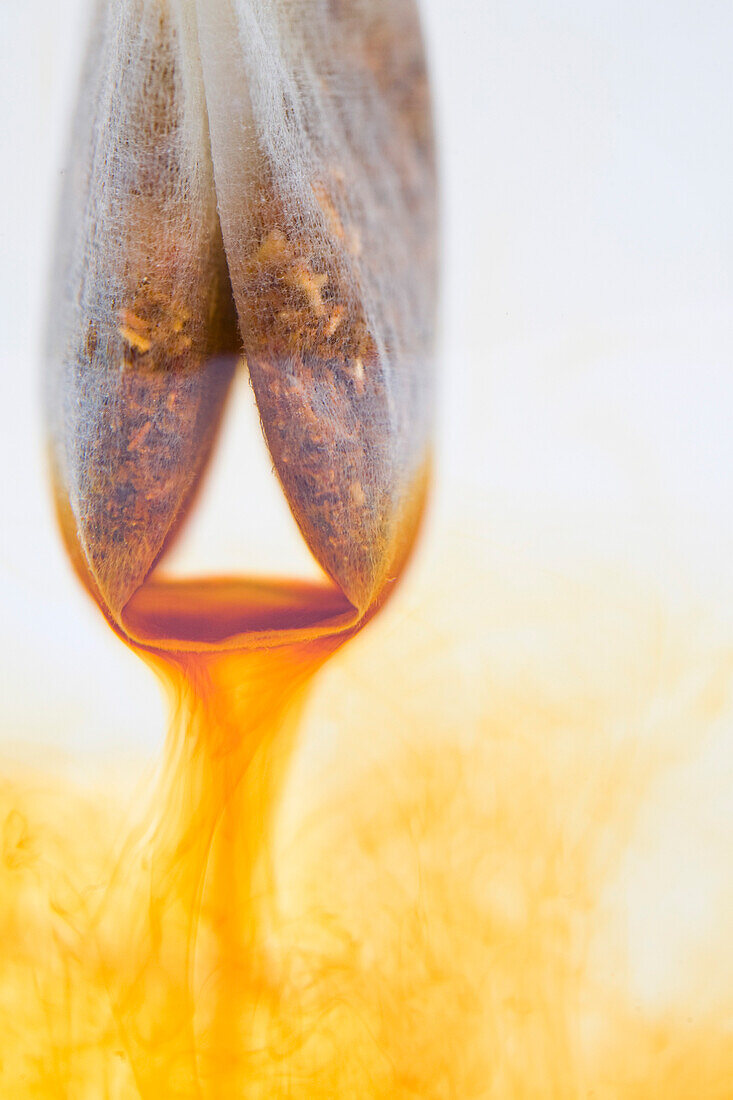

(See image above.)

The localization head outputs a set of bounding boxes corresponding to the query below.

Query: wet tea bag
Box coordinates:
[47,0,436,630]
[196,0,437,612]
[45,0,239,619]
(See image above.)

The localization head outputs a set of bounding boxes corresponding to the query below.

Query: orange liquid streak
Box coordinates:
[97,577,364,1097]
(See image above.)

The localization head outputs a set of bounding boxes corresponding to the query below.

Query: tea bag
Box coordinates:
[196,0,437,613]
[47,0,436,628]
[45,0,239,619]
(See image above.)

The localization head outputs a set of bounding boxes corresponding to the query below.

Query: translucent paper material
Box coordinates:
[46,0,436,630]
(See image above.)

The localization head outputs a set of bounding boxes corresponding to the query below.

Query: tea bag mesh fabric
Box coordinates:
[46,0,436,624]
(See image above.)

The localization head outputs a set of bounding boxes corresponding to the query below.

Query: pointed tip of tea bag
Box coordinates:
[325,553,380,621]
[287,454,431,622]
[82,531,160,623]
[50,474,152,623]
